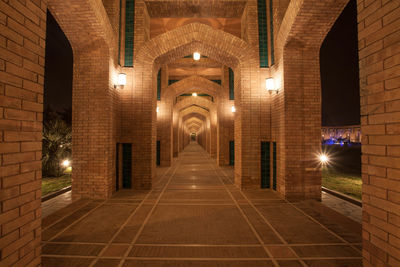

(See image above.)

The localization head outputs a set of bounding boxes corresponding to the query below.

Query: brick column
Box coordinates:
[357,1,400,265]
[0,0,46,265]
[72,45,115,199]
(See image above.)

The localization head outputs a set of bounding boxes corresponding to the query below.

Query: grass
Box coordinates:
[322,167,362,200]
[42,174,71,196]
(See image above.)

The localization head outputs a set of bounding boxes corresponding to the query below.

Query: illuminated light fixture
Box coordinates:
[193,52,201,61]
[115,73,127,88]
[192,92,198,97]
[231,105,236,113]
[318,153,329,165]
[156,107,159,113]
[266,77,277,92]
[62,159,70,168]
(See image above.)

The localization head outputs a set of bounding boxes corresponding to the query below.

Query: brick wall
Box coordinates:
[357,0,400,265]
[0,0,46,265]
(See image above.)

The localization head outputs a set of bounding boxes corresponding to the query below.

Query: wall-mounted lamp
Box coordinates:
[193,52,201,61]
[231,105,236,113]
[156,107,159,113]
[192,92,198,97]
[266,77,278,93]
[115,73,127,88]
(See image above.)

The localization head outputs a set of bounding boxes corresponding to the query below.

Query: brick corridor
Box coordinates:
[41,143,362,266]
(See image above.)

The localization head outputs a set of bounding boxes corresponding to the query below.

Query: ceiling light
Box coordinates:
[193,52,200,61]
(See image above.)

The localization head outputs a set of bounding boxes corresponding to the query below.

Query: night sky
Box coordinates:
[44,0,360,126]
[44,11,73,113]
[320,0,360,126]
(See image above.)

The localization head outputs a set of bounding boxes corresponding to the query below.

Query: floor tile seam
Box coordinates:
[42,200,92,231]
[117,158,182,267]
[45,200,107,243]
[281,198,354,245]
[89,159,179,267]
[41,254,363,260]
[40,241,363,246]
[215,160,308,267]
[202,153,281,267]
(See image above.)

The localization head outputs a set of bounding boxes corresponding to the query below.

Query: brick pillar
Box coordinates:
[157,65,173,166]
[172,108,179,157]
[357,1,400,265]
[72,45,115,199]
[234,62,262,189]
[281,47,321,201]
[217,67,234,166]
[0,0,46,265]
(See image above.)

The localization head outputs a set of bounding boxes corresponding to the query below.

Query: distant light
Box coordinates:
[266,78,276,91]
[231,105,236,113]
[118,73,127,86]
[318,154,329,164]
[193,52,201,61]
[156,107,159,113]
[62,159,70,168]
[192,92,198,97]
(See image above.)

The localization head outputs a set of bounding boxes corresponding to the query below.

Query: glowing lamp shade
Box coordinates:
[193,52,201,61]
[156,107,159,113]
[231,105,236,113]
[118,73,127,86]
[266,78,276,91]
[62,159,70,168]
[192,92,198,97]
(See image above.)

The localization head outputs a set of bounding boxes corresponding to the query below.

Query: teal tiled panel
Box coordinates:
[157,69,161,100]
[257,0,268,68]
[270,0,275,66]
[229,68,234,100]
[124,0,134,67]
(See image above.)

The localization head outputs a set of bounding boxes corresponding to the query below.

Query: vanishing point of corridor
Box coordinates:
[42,143,362,266]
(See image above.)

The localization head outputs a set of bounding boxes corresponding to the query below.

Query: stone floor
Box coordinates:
[41,143,362,266]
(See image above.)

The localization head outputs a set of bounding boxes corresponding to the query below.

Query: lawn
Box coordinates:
[322,167,362,200]
[42,174,71,196]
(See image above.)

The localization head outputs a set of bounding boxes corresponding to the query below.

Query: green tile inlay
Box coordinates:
[229,141,235,166]
[257,0,269,68]
[261,142,270,188]
[269,0,275,66]
[122,143,132,189]
[118,0,122,65]
[212,80,221,85]
[168,80,179,85]
[273,141,277,190]
[156,140,161,166]
[157,69,161,100]
[124,0,134,67]
[229,68,234,100]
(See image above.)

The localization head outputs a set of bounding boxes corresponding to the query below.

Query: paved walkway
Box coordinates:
[41,143,362,266]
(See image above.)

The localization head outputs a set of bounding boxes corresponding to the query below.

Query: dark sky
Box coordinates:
[44,11,72,113]
[44,1,360,126]
[320,0,360,126]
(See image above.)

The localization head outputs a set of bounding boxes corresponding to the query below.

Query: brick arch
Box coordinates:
[47,0,115,52]
[276,0,350,200]
[46,0,119,199]
[168,75,222,98]
[179,106,210,120]
[136,23,255,68]
[175,97,214,113]
[133,22,258,190]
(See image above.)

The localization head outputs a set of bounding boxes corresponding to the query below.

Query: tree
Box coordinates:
[42,110,71,177]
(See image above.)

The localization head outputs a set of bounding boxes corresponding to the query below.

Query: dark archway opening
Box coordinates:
[320,0,361,202]
[42,10,73,198]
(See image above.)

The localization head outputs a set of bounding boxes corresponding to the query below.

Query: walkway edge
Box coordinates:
[322,186,362,207]
[41,186,72,202]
